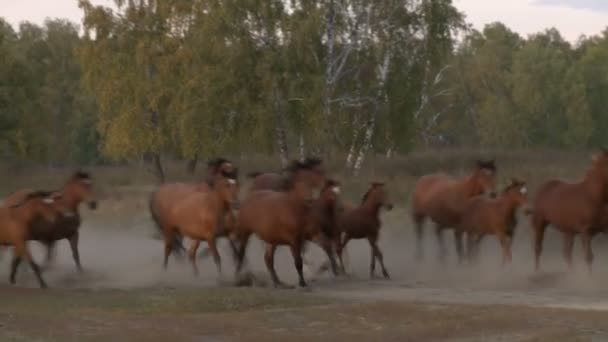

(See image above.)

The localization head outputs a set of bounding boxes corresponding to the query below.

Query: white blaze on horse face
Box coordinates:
[520,186,527,195]
[332,186,340,194]
[42,197,54,204]
[482,169,494,176]
[82,179,93,185]
[228,179,236,185]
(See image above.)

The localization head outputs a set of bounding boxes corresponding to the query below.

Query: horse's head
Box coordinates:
[65,170,97,210]
[471,159,497,196]
[11,191,61,223]
[285,157,326,192]
[320,179,341,205]
[502,178,528,207]
[362,182,393,211]
[213,168,240,208]
[207,157,235,177]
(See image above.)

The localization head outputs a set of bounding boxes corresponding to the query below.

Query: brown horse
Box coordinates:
[411,160,497,262]
[233,159,323,288]
[530,150,608,273]
[160,170,239,277]
[0,191,64,288]
[460,179,528,266]
[149,158,236,255]
[300,179,341,277]
[337,182,393,279]
[3,171,97,272]
[247,157,325,193]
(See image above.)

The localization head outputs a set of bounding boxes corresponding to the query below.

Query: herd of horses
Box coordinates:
[3,149,608,289]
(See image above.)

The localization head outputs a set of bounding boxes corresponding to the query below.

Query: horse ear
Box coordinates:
[371,181,385,187]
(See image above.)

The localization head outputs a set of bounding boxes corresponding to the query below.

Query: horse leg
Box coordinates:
[337,234,351,275]
[314,234,338,277]
[42,241,56,270]
[235,233,251,274]
[435,225,447,264]
[188,240,201,276]
[454,230,464,264]
[68,232,83,273]
[9,255,21,285]
[207,237,222,277]
[498,233,511,267]
[14,241,47,288]
[413,213,425,260]
[290,241,307,288]
[465,232,476,264]
[532,216,547,272]
[369,235,390,279]
[581,232,594,275]
[163,231,175,270]
[264,243,284,288]
[473,234,484,264]
[562,232,574,270]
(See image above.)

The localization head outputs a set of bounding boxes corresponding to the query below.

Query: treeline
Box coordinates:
[0,0,606,180]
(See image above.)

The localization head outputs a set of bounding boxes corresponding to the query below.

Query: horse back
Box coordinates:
[533,179,600,229]
[2,189,34,207]
[248,173,285,193]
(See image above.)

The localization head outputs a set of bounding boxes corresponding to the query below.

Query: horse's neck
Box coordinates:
[209,191,230,215]
[582,168,606,203]
[61,184,81,210]
[361,199,381,217]
[496,195,520,220]
[461,174,481,197]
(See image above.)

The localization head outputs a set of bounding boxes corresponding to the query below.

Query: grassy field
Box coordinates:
[1,286,608,341]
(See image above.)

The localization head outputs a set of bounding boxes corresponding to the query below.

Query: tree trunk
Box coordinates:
[144,152,165,183]
[273,85,289,168]
[352,49,391,176]
[352,118,375,176]
[186,152,198,175]
[299,133,305,161]
[322,0,336,152]
[345,122,362,170]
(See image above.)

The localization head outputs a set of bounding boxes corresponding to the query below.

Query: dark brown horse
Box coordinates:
[160,171,239,277]
[337,182,393,279]
[233,159,323,288]
[460,179,528,266]
[247,157,325,193]
[3,171,97,272]
[411,160,496,262]
[0,191,64,288]
[530,150,608,273]
[149,158,236,255]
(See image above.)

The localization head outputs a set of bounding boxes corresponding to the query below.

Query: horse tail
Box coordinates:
[247,171,262,179]
[148,192,186,257]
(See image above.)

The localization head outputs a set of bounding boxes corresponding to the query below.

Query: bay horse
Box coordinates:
[0,191,64,288]
[460,178,528,266]
[336,182,393,279]
[300,179,342,277]
[233,159,323,288]
[530,149,608,273]
[247,157,325,193]
[149,158,236,255]
[411,160,496,262]
[160,170,239,277]
[3,171,97,272]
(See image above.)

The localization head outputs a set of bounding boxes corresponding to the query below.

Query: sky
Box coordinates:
[1,0,607,42]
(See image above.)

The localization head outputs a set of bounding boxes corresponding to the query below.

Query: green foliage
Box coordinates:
[0,1,605,169]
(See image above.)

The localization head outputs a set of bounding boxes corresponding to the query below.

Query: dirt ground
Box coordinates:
[2,206,608,341]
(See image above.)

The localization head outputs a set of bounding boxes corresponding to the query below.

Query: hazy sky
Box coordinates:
[2,0,607,42]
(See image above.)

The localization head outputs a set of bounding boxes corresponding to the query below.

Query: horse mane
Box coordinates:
[9,190,55,208]
[501,179,525,195]
[322,179,339,191]
[207,157,231,169]
[73,170,91,180]
[361,183,384,204]
[247,171,262,179]
[475,159,496,172]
